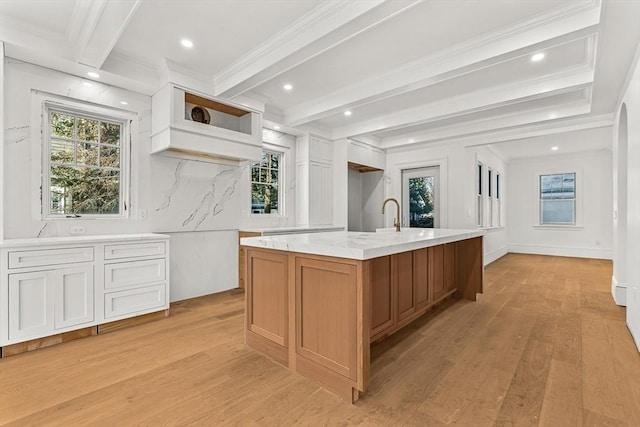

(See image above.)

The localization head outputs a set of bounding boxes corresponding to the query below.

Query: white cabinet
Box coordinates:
[8,271,53,341]
[102,241,169,322]
[0,234,170,348]
[347,140,385,170]
[297,134,333,226]
[7,264,94,341]
[151,84,263,163]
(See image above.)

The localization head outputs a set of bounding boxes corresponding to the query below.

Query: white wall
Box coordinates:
[507,148,613,260]
[2,59,246,300]
[385,141,508,265]
[348,168,363,231]
[616,43,640,350]
[348,169,384,232]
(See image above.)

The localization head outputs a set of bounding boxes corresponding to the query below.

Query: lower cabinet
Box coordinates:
[1,235,170,352]
[8,265,94,341]
[370,242,458,340]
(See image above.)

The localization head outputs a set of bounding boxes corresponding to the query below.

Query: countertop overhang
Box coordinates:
[240,228,483,260]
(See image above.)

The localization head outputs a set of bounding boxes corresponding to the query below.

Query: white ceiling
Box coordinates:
[1,0,639,156]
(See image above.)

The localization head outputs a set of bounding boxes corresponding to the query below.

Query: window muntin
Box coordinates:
[540,172,575,224]
[251,151,281,214]
[46,108,126,217]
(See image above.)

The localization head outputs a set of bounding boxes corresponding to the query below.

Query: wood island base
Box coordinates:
[243,236,483,403]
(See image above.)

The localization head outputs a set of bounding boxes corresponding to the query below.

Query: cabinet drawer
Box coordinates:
[104,259,166,290]
[104,284,166,319]
[104,241,166,260]
[8,247,94,269]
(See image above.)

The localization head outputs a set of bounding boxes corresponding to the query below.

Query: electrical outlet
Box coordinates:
[139,209,148,220]
[70,226,86,235]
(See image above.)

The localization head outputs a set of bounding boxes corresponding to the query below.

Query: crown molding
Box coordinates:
[283,1,601,127]
[214,0,421,98]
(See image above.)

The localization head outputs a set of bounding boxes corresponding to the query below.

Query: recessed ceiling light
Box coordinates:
[531,52,545,62]
[548,113,558,119]
[87,71,100,78]
[274,125,281,130]
[551,146,559,151]
[181,39,194,48]
[120,101,129,105]
[344,110,352,116]
[82,81,93,87]
[283,83,293,91]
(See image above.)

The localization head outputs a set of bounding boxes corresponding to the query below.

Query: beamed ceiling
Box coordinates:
[1,0,639,156]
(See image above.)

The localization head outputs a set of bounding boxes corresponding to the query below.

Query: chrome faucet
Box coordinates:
[382,198,401,232]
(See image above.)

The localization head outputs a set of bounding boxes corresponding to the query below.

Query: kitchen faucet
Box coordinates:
[382,198,401,232]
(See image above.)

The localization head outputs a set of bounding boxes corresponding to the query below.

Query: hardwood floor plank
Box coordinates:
[539,359,583,426]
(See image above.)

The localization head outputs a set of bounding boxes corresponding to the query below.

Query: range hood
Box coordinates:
[151,84,263,164]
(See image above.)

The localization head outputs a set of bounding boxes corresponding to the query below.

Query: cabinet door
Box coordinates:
[429,244,445,301]
[348,141,369,166]
[320,164,333,225]
[444,242,456,293]
[370,256,393,338]
[309,162,323,225]
[8,271,54,341]
[320,138,333,163]
[371,147,385,170]
[395,252,415,322]
[413,248,430,309]
[54,265,94,329]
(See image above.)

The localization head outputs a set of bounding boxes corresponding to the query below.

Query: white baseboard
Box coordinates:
[612,275,627,306]
[485,245,508,266]
[508,244,613,260]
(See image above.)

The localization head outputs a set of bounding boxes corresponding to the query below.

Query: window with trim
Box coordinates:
[496,173,501,226]
[44,106,129,218]
[251,150,281,214]
[476,162,483,226]
[540,172,575,224]
[488,168,493,227]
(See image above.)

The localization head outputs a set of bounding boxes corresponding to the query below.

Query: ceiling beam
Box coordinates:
[283,1,601,127]
[70,0,141,69]
[380,98,592,148]
[212,0,421,98]
[331,69,595,140]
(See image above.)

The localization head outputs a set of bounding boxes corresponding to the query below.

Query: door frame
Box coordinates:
[385,157,448,229]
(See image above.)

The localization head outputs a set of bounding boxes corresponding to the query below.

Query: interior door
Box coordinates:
[402,167,440,228]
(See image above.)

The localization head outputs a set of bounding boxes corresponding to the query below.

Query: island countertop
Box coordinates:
[240,228,483,260]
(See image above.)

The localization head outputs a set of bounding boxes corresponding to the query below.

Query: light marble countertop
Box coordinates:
[239,225,344,235]
[0,233,170,249]
[240,228,483,260]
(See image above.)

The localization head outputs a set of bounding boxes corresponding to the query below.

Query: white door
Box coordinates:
[402,167,440,228]
[8,271,54,341]
[54,265,94,329]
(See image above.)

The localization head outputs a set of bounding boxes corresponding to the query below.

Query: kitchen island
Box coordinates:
[240,229,483,402]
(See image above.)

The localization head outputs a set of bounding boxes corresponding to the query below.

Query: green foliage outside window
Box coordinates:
[251,151,280,214]
[49,111,122,215]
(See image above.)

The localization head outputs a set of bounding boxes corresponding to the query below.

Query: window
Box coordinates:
[476,162,483,227]
[540,173,575,224]
[251,151,281,214]
[496,173,501,226]
[44,107,129,218]
[488,168,493,227]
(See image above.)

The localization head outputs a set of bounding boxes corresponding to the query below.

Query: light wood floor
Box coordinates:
[1,254,639,426]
